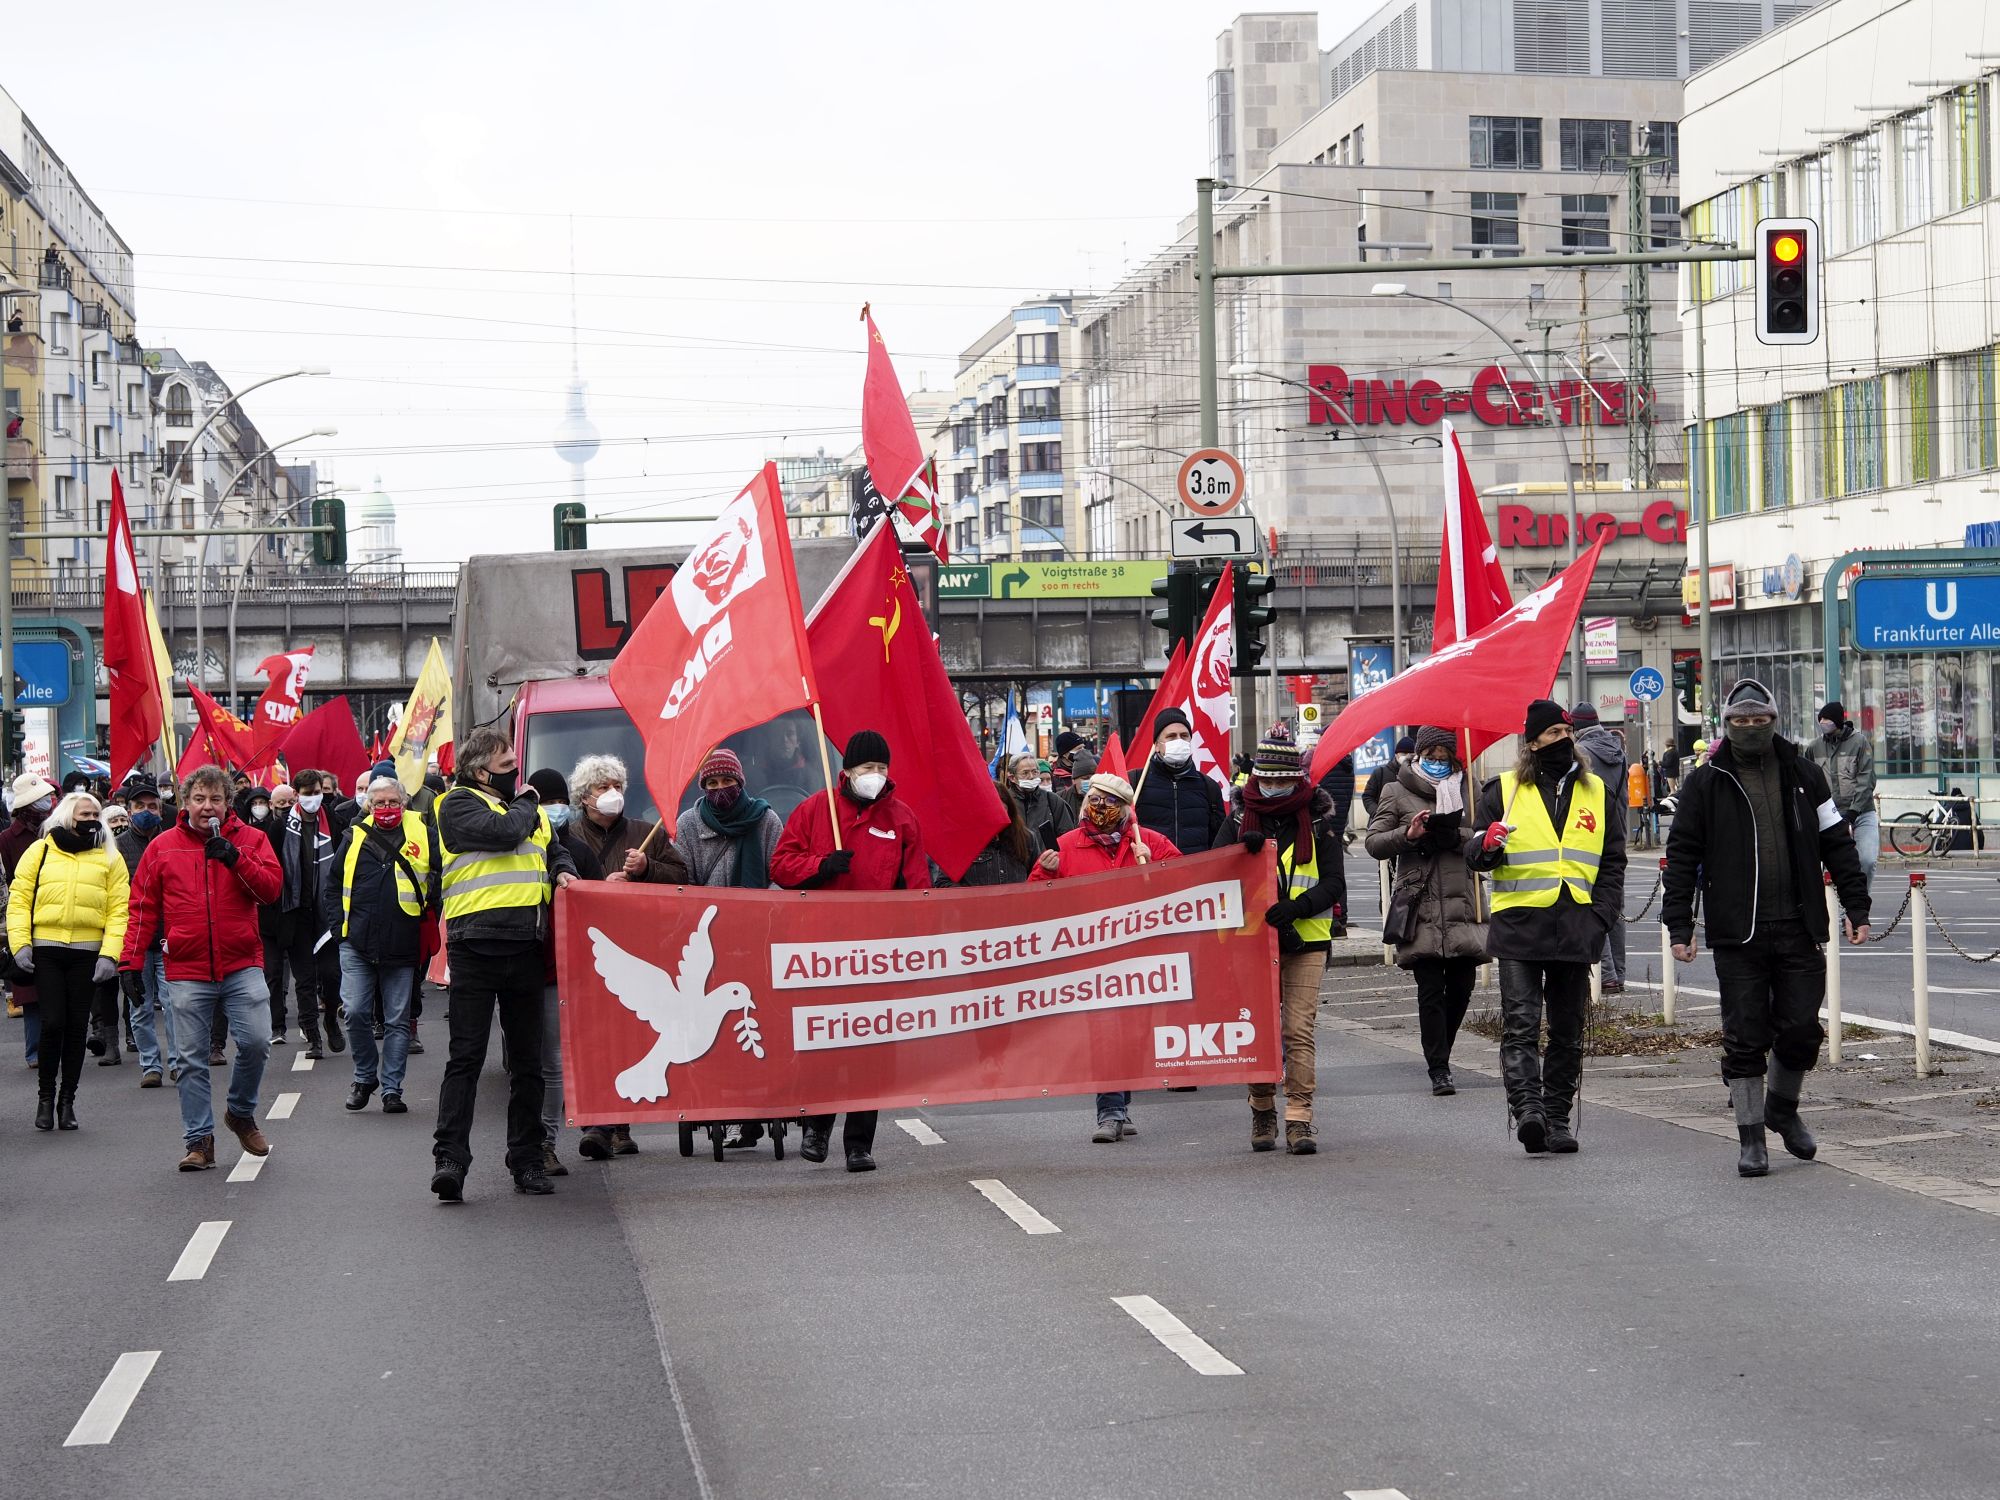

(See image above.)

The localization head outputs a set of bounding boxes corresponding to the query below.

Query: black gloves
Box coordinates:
[119,969,144,1001]
[204,836,239,867]
[1265,897,1304,927]
[819,850,854,880]
[1241,829,1268,855]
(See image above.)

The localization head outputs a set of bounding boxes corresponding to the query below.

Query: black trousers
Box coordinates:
[805,1111,878,1153]
[264,909,341,1035]
[1713,918,1825,1080]
[33,947,96,1099]
[1412,957,1479,1073]
[1497,958,1589,1124]
[433,943,544,1175]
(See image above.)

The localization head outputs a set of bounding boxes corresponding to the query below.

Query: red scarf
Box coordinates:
[1242,781,1317,862]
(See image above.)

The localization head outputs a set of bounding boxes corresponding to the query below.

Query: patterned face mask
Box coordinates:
[1081,796,1126,831]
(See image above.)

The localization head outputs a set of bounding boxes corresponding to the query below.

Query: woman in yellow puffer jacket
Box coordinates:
[9,792,129,1132]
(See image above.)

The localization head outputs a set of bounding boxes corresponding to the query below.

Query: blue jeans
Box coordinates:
[1851,810,1879,890]
[340,948,413,1095]
[1095,1090,1131,1124]
[130,948,167,1075]
[168,968,272,1146]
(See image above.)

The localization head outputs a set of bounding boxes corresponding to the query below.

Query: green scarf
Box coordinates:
[698,794,773,888]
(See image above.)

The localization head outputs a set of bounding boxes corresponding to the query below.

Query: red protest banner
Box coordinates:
[556,849,1279,1124]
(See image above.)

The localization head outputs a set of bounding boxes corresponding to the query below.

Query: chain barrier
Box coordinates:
[1624,871,1663,923]
[1864,883,1914,943]
[1925,900,2000,963]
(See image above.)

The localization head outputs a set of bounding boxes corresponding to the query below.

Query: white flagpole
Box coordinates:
[1443,419,1469,643]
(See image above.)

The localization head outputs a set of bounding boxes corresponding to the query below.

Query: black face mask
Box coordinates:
[51,824,98,853]
[1533,739,1575,777]
[1727,720,1777,758]
[483,769,519,800]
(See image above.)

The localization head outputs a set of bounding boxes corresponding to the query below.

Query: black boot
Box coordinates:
[323,1004,346,1054]
[56,1093,77,1131]
[1514,1110,1548,1154]
[1764,1061,1818,1160]
[301,1017,325,1061]
[1545,1118,1579,1154]
[86,1018,108,1057]
[34,1092,53,1132]
[800,1122,831,1163]
[1730,1076,1769,1177]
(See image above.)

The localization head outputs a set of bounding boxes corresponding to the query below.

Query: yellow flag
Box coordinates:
[142,590,179,770]
[387,637,454,794]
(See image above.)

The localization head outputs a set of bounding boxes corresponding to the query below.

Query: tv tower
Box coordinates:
[551,219,599,512]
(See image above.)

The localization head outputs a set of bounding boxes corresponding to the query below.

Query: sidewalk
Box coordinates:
[1317,965,2000,1218]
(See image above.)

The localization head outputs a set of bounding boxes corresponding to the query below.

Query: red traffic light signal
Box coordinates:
[1754,217,1819,346]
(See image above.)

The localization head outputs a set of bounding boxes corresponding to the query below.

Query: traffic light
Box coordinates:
[554,502,588,551]
[1149,567,1197,653]
[1673,653,1702,716]
[1753,217,1818,346]
[0,707,23,771]
[311,495,348,566]
[1233,563,1277,677]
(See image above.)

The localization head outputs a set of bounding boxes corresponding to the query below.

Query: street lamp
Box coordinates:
[1372,282,1587,698]
[192,426,337,695]
[1230,364,1404,674]
[225,480,356,708]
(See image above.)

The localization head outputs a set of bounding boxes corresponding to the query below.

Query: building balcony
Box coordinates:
[5,436,33,479]
[1017,419,1061,438]
[1015,363,1060,382]
[1017,470,1064,492]
[953,444,976,461]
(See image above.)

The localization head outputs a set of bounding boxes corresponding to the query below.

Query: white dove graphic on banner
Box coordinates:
[589,907,759,1103]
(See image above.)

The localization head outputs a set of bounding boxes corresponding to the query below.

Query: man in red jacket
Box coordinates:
[770,730,927,1171]
[122,765,284,1172]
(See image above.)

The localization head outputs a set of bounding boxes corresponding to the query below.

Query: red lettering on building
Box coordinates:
[1304,362,1650,429]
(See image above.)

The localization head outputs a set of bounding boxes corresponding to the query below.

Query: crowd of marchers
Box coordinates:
[0,676,1871,1195]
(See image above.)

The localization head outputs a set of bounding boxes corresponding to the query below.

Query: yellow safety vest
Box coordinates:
[1489,770,1606,911]
[1276,834,1332,943]
[435,786,553,923]
[338,812,432,928]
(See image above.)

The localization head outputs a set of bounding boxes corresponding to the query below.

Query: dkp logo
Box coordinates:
[1154,1022,1256,1060]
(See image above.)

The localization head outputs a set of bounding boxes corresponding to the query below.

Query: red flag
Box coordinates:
[807,523,1004,880]
[609,464,818,815]
[1308,537,1609,784]
[859,308,947,563]
[178,681,260,777]
[1096,732,1128,782]
[1434,421,1513,650]
[267,696,370,796]
[250,646,315,748]
[103,472,163,785]
[1134,641,1190,758]
[1179,567,1235,792]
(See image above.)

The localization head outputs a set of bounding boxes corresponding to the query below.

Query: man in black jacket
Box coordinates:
[1664,678,1870,1178]
[1135,708,1224,854]
[261,770,348,1059]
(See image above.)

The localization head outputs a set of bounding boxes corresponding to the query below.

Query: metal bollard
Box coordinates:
[1660,922,1677,1024]
[1910,871,1931,1077]
[1824,873,1841,1064]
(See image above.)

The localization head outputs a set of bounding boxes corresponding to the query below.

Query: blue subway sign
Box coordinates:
[1851,572,2000,652]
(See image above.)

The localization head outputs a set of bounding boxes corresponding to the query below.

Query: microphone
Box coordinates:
[208,817,221,837]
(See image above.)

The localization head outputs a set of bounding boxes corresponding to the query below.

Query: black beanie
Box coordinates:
[526,769,569,806]
[1054,730,1083,755]
[1523,698,1569,742]
[1153,707,1191,737]
[843,730,891,769]
[1818,701,1846,725]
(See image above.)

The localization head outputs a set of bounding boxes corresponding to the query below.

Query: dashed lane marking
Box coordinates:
[226,1153,265,1183]
[268,1092,300,1120]
[64,1352,160,1446]
[1112,1295,1242,1376]
[167,1220,232,1282]
[896,1118,944,1146]
[1345,1491,1415,1500]
[291,1053,313,1072]
[969,1179,1060,1235]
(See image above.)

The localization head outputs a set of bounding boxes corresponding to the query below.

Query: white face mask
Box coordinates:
[849,771,887,801]
[250,804,270,821]
[593,788,625,819]
[1254,778,1293,798]
[297,794,323,814]
[1159,739,1194,767]
[1015,777,1042,793]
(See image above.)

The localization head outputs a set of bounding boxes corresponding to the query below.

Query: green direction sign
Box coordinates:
[936,563,993,599]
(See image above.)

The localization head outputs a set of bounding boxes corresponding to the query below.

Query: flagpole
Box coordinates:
[1464,726,1485,924]
[809,700,844,851]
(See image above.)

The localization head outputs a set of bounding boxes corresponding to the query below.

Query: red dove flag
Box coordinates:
[859,307,947,563]
[103,471,164,786]
[1434,421,1513,650]
[1308,537,1610,784]
[250,645,315,748]
[609,464,819,816]
[807,522,1004,881]
[1139,570,1235,793]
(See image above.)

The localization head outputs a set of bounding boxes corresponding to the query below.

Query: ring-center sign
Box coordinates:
[1176,447,1246,518]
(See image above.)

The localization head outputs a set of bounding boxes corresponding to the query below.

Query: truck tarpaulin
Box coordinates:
[555,849,1280,1124]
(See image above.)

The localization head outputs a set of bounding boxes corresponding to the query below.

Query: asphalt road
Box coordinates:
[5,989,1998,1499]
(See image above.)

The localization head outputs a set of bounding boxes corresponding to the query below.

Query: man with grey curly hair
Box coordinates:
[565,751,687,1161]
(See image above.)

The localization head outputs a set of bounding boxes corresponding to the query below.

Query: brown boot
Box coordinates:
[612,1124,638,1157]
[1250,1107,1279,1153]
[1285,1120,1318,1155]
[224,1111,270,1157]
[179,1134,217,1171]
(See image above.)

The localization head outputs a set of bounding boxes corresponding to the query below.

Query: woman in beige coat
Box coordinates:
[1365,725,1488,1095]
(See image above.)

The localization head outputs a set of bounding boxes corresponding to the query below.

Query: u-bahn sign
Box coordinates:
[1852,572,2000,651]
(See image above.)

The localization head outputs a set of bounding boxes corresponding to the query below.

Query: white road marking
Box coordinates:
[167,1220,232,1282]
[1820,1010,2000,1058]
[896,1118,944,1146]
[1633,1080,1724,1093]
[291,1052,313,1072]
[1623,979,1724,999]
[1345,1491,1415,1500]
[1112,1294,1242,1376]
[268,1092,300,1120]
[969,1178,1060,1235]
[64,1352,159,1446]
[1845,1130,1961,1148]
[226,1153,266,1183]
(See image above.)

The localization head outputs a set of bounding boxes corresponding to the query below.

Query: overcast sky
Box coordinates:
[7,2,1376,563]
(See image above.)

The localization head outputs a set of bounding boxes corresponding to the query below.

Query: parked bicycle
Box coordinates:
[1889,793,1971,859]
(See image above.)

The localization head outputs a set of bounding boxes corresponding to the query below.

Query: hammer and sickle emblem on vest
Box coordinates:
[1575,809,1597,834]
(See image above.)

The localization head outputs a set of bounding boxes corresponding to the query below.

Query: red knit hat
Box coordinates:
[697,747,743,785]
